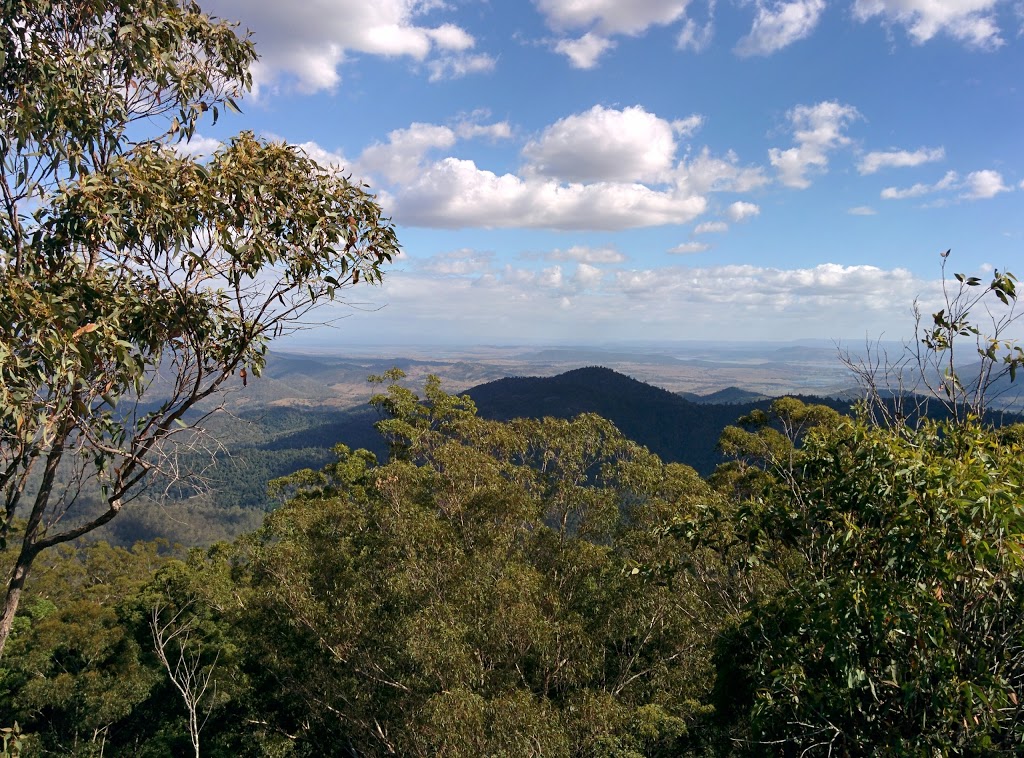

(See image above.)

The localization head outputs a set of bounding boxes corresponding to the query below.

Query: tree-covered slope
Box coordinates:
[467,366,848,475]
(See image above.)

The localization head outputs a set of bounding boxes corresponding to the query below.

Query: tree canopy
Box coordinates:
[0,0,398,658]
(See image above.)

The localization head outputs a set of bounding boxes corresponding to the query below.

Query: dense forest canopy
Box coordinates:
[2,370,1023,755]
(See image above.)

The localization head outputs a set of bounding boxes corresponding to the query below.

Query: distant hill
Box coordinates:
[466,367,847,476]
[678,386,772,405]
[103,365,1022,546]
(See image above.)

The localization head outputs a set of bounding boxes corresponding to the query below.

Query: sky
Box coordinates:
[195,0,1024,347]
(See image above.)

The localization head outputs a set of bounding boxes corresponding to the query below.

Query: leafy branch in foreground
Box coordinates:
[0,0,399,659]
[843,251,1021,426]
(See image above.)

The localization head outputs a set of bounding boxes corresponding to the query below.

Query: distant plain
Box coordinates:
[238,340,867,412]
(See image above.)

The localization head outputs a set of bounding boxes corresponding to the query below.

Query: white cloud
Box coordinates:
[553,32,616,68]
[610,264,933,319]
[881,170,958,199]
[858,146,945,174]
[392,158,708,230]
[455,119,513,141]
[523,105,679,183]
[727,201,761,221]
[417,249,495,275]
[295,141,349,170]
[535,0,690,35]
[672,114,705,138]
[357,123,457,184]
[573,263,606,288]
[320,106,767,232]
[425,23,475,51]
[668,241,711,254]
[675,148,769,194]
[695,221,729,233]
[537,0,695,65]
[427,53,497,82]
[550,245,627,264]
[848,205,878,215]
[539,265,564,289]
[175,135,223,157]
[735,0,826,56]
[341,254,940,343]
[205,0,489,93]
[880,170,1011,201]
[769,101,860,188]
[853,0,1005,49]
[677,15,715,51]
[962,169,1010,199]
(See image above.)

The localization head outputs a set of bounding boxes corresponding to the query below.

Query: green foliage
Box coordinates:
[848,255,1022,426]
[222,373,724,755]
[717,418,1024,753]
[0,541,172,753]
[0,722,23,758]
[710,397,842,502]
[5,357,1023,753]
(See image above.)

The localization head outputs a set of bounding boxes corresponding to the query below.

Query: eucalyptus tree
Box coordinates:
[0,0,398,657]
[227,374,724,755]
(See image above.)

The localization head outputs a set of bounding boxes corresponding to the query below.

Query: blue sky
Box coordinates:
[198,0,1024,346]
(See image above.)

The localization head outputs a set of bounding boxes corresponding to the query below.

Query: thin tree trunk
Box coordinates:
[0,433,67,660]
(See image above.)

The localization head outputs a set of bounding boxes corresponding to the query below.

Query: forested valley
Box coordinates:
[3,369,1024,755]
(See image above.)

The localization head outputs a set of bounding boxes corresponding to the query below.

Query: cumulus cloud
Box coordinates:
[727,201,761,221]
[858,146,945,174]
[695,221,729,234]
[311,105,766,232]
[881,169,1010,201]
[675,148,769,194]
[672,114,705,138]
[343,253,939,343]
[550,245,627,264]
[553,33,616,68]
[668,241,711,254]
[622,261,918,328]
[417,249,495,275]
[735,0,826,56]
[677,15,715,51]
[852,0,1005,49]
[175,134,223,158]
[536,0,694,65]
[455,119,513,141]
[769,101,861,188]
[425,23,475,51]
[523,105,680,183]
[393,158,708,229]
[358,123,458,184]
[535,0,690,35]
[353,115,512,185]
[295,141,349,169]
[427,53,497,82]
[848,205,878,215]
[961,169,1010,199]
[204,0,489,93]
[881,170,959,199]
[573,262,606,288]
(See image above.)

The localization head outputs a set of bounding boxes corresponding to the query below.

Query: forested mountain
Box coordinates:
[4,373,1023,755]
[109,366,853,546]
[467,367,848,475]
